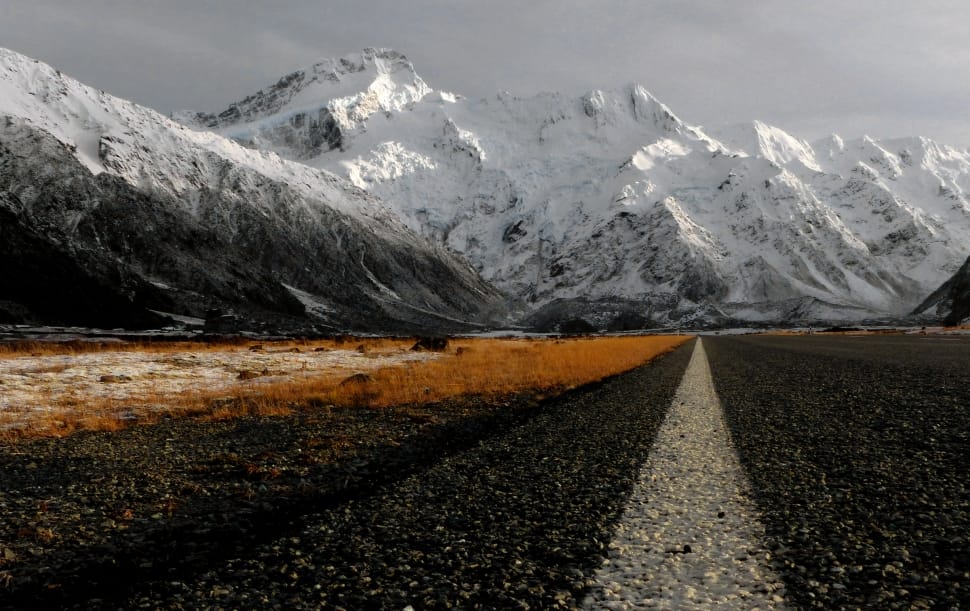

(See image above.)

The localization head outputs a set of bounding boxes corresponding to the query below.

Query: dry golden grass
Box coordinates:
[341,336,691,408]
[196,335,691,417]
[1,335,690,440]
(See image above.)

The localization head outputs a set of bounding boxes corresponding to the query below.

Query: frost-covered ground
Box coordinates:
[0,345,435,428]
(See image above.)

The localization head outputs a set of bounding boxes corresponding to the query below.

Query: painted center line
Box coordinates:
[583,338,788,609]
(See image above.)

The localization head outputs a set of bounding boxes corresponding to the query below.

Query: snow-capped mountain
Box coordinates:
[0,48,504,331]
[175,48,430,160]
[187,48,970,327]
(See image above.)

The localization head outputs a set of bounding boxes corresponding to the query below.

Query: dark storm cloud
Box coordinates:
[1,0,968,146]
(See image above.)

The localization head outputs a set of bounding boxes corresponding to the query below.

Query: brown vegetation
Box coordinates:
[1,335,689,440]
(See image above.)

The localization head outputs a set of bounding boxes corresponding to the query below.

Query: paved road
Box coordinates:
[705,334,970,609]
[584,339,785,609]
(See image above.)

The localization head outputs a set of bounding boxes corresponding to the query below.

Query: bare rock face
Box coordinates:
[914,256,970,325]
[0,192,171,329]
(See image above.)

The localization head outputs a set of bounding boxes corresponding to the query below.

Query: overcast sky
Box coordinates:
[2,0,969,148]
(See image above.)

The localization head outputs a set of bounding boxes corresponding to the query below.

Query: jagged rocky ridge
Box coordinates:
[0,48,505,331]
[184,48,970,328]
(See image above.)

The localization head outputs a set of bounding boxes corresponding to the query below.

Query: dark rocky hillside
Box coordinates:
[0,119,504,332]
[914,255,970,325]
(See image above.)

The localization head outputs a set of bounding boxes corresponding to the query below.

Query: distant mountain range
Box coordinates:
[2,47,970,331]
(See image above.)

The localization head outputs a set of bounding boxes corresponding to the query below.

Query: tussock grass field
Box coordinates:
[0,335,689,440]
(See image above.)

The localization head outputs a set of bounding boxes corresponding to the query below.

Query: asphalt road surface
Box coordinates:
[705,334,970,609]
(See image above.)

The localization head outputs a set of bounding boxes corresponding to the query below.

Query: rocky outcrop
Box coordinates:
[914,256,970,325]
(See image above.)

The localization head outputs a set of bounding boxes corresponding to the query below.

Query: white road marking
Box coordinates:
[583,338,787,609]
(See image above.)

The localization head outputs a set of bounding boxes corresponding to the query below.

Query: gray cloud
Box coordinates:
[1,0,968,147]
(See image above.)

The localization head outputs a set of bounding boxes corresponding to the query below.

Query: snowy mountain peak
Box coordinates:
[0,47,396,218]
[177,48,428,127]
[175,48,431,159]
[629,84,683,133]
[891,136,970,169]
[814,133,846,160]
[320,47,417,78]
[0,46,35,72]
[8,45,970,329]
[713,120,821,171]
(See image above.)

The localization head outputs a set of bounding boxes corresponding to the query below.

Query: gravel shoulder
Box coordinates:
[705,334,970,610]
[0,341,694,609]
